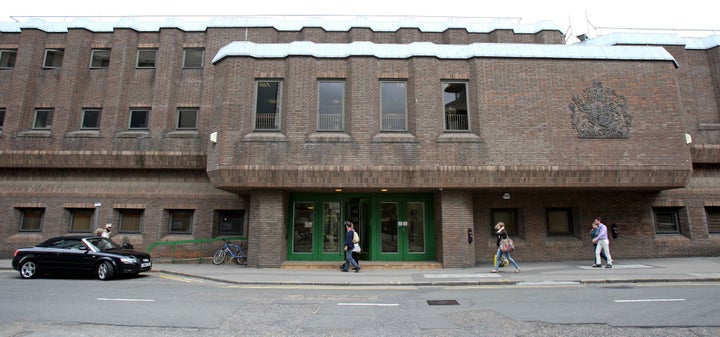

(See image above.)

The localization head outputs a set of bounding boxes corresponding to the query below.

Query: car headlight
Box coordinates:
[120,256,139,264]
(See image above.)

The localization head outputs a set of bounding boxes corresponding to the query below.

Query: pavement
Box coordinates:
[6,257,719,286]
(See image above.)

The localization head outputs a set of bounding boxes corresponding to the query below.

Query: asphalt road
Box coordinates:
[1,269,718,336]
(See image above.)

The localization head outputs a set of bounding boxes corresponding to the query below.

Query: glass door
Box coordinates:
[375,197,432,261]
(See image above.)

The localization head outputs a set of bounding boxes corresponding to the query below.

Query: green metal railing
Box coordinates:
[146,237,247,264]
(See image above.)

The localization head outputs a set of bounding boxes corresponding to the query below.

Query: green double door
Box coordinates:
[288,193,434,262]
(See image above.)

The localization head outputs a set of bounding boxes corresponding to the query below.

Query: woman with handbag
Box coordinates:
[491,222,520,273]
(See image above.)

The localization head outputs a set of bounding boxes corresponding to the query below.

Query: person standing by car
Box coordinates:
[102,224,112,238]
[591,217,613,268]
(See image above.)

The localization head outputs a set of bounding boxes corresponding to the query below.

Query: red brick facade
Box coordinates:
[1,17,718,267]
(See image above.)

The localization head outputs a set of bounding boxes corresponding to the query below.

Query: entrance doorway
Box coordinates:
[287,193,434,262]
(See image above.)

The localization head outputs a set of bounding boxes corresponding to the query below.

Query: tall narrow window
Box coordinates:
[43,49,64,68]
[317,81,344,131]
[19,208,44,231]
[69,208,94,232]
[129,109,149,129]
[90,49,110,68]
[0,108,5,130]
[706,207,720,233]
[380,81,407,131]
[81,109,101,129]
[292,202,314,253]
[0,49,17,68]
[654,207,680,233]
[33,109,53,129]
[254,80,282,130]
[443,82,469,131]
[136,49,157,68]
[176,108,198,130]
[183,49,204,68]
[169,210,193,233]
[118,209,143,233]
[546,208,573,235]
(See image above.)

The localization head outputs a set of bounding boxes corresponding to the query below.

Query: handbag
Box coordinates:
[500,237,514,252]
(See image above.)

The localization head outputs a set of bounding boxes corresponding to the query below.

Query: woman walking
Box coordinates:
[491,222,520,273]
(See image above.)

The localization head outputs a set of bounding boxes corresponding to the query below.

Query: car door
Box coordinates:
[55,238,95,273]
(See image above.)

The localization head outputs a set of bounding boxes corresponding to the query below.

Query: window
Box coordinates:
[90,49,110,68]
[317,81,345,131]
[33,109,53,129]
[546,208,573,235]
[176,108,198,130]
[69,208,94,232]
[129,109,149,129]
[443,82,469,131]
[219,211,246,235]
[380,81,407,131]
[254,80,282,130]
[0,108,5,130]
[169,210,193,233]
[81,109,101,129]
[43,49,64,68]
[19,208,43,231]
[136,49,157,68]
[654,207,680,233]
[118,209,143,233]
[0,49,17,68]
[491,208,518,236]
[707,207,720,233]
[183,49,204,68]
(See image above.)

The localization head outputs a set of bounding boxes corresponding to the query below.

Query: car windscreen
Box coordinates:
[85,237,121,251]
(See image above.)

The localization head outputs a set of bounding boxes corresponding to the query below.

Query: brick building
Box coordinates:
[1,16,718,267]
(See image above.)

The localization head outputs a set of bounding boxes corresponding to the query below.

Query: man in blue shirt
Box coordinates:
[591,217,613,268]
[341,222,361,273]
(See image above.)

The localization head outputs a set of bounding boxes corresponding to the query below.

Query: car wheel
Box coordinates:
[97,261,115,280]
[19,260,38,279]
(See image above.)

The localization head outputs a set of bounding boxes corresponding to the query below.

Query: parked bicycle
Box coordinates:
[212,240,247,265]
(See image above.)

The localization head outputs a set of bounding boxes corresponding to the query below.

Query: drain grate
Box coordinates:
[427,299,459,306]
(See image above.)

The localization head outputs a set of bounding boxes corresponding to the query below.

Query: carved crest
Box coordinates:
[569,81,631,138]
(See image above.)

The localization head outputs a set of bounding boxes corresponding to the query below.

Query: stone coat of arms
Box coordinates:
[569,80,632,138]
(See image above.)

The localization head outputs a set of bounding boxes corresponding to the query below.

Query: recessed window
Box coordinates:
[0,49,17,68]
[90,49,111,68]
[380,81,407,131]
[219,211,246,235]
[81,109,101,129]
[136,49,157,68]
[33,109,53,129]
[546,208,573,235]
[183,49,204,68]
[118,209,143,233]
[43,49,64,68]
[69,208,94,232]
[169,210,193,233]
[0,108,5,130]
[19,208,44,231]
[706,207,720,233]
[254,80,282,130]
[491,208,519,236]
[129,109,149,129]
[176,107,198,130]
[317,81,345,131]
[654,207,681,233]
[443,82,469,131]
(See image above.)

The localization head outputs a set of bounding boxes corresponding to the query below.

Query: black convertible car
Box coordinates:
[12,235,152,280]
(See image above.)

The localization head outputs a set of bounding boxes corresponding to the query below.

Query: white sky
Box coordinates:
[3,0,718,42]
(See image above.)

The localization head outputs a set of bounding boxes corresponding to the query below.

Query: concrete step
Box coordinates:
[280,261,442,270]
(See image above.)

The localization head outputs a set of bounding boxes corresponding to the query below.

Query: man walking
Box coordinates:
[341,222,361,273]
[591,217,613,268]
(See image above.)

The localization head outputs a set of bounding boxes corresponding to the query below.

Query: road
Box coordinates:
[1,269,718,336]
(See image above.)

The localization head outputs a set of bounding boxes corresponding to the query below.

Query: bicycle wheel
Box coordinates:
[212,249,227,265]
[234,246,247,265]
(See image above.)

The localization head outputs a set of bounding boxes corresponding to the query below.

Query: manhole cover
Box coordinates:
[427,299,459,306]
